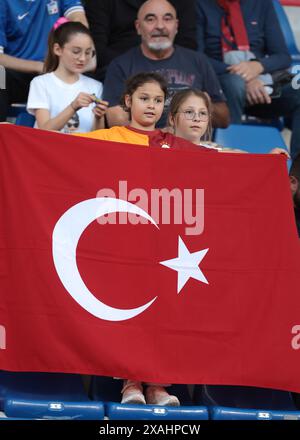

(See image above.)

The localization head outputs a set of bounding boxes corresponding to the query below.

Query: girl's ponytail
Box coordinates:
[43,21,93,73]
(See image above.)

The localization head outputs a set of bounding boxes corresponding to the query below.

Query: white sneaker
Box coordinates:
[121,380,146,405]
[145,386,180,406]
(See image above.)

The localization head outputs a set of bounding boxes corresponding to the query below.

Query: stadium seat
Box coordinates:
[280,0,300,51]
[7,104,27,119]
[15,111,35,127]
[214,124,288,153]
[273,0,300,65]
[90,376,209,420]
[0,371,104,420]
[194,385,300,420]
[6,104,35,127]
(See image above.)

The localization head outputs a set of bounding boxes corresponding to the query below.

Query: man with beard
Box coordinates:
[84,0,198,82]
[102,0,229,128]
[289,153,300,237]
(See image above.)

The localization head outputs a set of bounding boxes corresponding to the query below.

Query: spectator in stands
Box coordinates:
[27,21,107,133]
[0,0,88,122]
[102,0,229,129]
[196,0,300,159]
[168,89,215,147]
[76,72,214,153]
[168,88,290,158]
[77,72,217,405]
[84,0,198,82]
[289,153,300,237]
[78,78,288,406]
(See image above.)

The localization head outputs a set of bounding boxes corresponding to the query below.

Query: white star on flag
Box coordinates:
[160,236,209,294]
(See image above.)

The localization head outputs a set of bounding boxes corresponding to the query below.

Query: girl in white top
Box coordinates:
[27,20,108,133]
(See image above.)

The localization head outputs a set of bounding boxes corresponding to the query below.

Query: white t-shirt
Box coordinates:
[27,72,103,133]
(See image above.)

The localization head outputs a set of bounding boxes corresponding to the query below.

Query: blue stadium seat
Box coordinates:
[273,0,300,65]
[90,376,208,420]
[194,385,300,420]
[15,111,35,127]
[7,104,27,119]
[0,371,104,420]
[214,124,288,153]
[7,104,35,127]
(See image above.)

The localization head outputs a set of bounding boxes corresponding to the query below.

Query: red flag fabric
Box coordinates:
[0,124,300,392]
[218,0,250,53]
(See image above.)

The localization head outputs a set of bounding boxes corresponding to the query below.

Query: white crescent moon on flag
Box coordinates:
[52,197,158,322]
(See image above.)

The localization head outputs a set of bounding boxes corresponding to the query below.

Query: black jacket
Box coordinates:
[84,0,197,81]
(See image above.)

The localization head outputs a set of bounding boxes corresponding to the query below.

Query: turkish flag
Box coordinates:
[0,124,300,392]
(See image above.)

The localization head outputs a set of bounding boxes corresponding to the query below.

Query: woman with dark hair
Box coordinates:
[27,20,108,133]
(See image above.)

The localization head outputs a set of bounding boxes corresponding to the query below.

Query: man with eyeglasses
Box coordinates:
[102,0,230,129]
[0,0,88,122]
